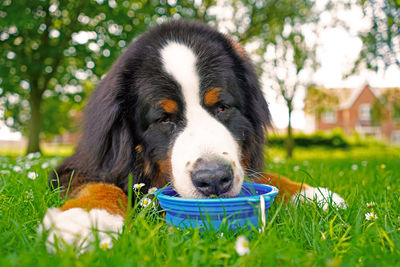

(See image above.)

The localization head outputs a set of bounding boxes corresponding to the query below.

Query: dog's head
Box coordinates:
[80,20,270,198]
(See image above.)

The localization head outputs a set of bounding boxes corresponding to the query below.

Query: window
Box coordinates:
[322,110,337,124]
[359,104,371,121]
[392,131,400,144]
[393,108,400,122]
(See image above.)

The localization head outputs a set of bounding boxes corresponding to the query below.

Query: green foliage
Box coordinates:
[1,147,400,265]
[382,87,400,121]
[231,0,314,45]
[371,87,400,124]
[358,0,400,70]
[371,98,387,124]
[304,86,340,117]
[267,128,390,149]
[268,129,350,148]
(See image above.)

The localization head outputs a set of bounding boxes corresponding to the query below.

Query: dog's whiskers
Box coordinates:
[244,168,264,179]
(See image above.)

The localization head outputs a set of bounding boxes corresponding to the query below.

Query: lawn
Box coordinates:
[0,146,399,266]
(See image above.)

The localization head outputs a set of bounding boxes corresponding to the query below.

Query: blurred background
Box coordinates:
[0,0,399,158]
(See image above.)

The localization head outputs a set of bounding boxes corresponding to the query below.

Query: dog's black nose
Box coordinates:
[191,159,233,197]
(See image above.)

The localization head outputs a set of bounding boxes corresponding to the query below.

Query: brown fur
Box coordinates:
[60,183,128,217]
[159,99,178,114]
[204,87,221,106]
[226,35,249,61]
[256,173,309,202]
[135,145,143,153]
[154,153,172,188]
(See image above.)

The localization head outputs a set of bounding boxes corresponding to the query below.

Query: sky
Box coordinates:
[1,1,400,140]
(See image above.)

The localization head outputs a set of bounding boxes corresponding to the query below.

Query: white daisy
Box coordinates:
[365,212,378,221]
[235,235,250,256]
[41,162,49,169]
[293,165,300,171]
[0,170,10,175]
[351,164,358,170]
[366,202,376,208]
[26,153,35,159]
[100,239,113,250]
[133,183,145,190]
[361,161,367,166]
[140,197,151,207]
[13,166,22,172]
[148,187,158,194]
[27,172,38,180]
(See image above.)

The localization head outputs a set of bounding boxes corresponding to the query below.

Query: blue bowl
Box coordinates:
[155,182,279,230]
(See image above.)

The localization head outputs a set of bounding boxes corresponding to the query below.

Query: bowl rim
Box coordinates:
[155,182,279,203]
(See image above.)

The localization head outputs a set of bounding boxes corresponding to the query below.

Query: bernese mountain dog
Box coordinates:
[41,20,346,252]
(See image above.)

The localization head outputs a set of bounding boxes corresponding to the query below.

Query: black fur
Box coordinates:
[53,20,270,195]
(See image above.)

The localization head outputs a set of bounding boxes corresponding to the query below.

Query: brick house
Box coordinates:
[311,84,400,144]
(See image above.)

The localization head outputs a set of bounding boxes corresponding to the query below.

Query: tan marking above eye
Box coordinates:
[158,99,178,114]
[135,145,143,153]
[204,87,221,106]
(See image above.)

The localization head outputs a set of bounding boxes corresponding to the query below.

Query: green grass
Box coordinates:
[0,144,75,157]
[0,146,399,266]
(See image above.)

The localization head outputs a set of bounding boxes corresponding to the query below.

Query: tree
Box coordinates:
[304,86,340,120]
[357,0,400,70]
[263,33,315,158]
[0,0,215,153]
[371,87,400,124]
[215,0,317,158]
[214,0,315,67]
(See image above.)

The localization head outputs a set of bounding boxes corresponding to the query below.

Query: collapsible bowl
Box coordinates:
[155,182,279,230]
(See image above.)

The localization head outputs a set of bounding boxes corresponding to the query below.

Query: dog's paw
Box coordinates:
[38,207,124,253]
[292,186,347,211]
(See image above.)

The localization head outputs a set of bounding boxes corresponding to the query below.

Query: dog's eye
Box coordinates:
[215,103,228,115]
[158,115,175,125]
[161,117,171,123]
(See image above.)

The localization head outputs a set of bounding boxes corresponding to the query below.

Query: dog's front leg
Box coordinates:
[39,183,127,253]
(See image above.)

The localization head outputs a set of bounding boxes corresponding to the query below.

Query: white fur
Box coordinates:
[292,186,347,211]
[38,207,124,253]
[160,42,244,198]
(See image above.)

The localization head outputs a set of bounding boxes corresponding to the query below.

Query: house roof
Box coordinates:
[326,84,383,110]
[307,84,400,114]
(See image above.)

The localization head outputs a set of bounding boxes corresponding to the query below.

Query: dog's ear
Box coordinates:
[226,36,271,171]
[78,62,136,178]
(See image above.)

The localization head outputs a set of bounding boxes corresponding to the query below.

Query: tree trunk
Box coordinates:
[27,86,42,154]
[285,105,294,158]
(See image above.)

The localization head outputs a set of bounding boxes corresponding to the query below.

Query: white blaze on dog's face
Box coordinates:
[161,42,244,198]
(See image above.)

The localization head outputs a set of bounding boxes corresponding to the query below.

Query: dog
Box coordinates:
[41,20,346,252]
